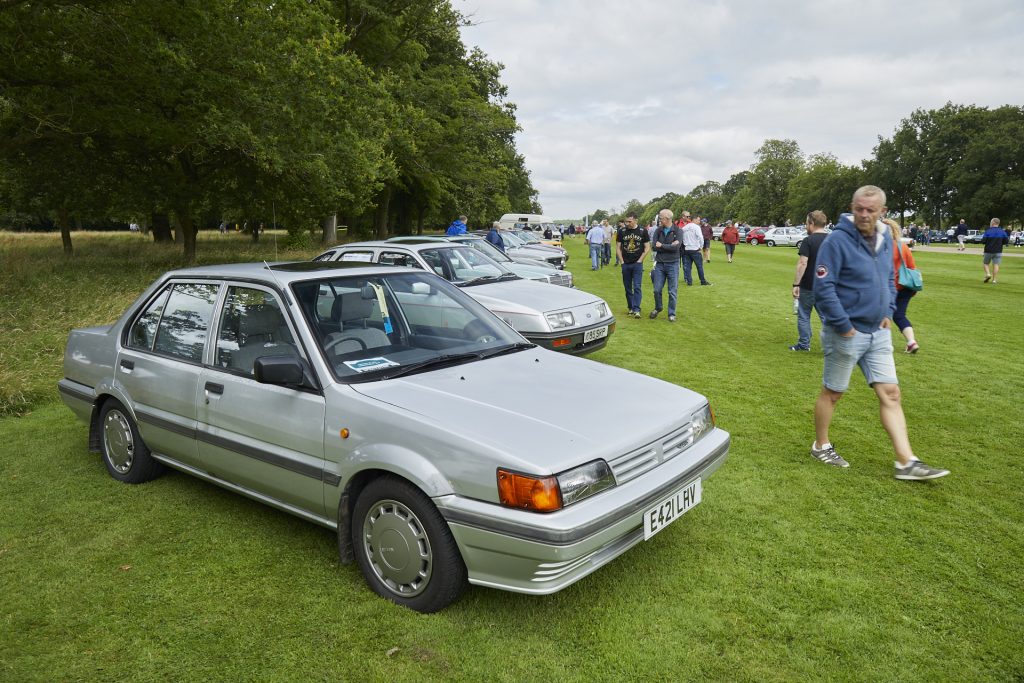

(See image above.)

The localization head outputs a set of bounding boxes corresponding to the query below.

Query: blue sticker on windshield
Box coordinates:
[383,317,393,334]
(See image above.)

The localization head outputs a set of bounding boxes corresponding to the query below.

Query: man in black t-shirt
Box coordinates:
[616,212,651,318]
[789,210,829,351]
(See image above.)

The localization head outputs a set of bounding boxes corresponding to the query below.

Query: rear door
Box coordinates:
[118,280,221,468]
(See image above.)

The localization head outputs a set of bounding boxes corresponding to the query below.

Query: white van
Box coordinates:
[497,213,561,241]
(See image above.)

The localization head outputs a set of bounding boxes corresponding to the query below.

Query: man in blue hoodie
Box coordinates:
[446,215,468,236]
[810,185,949,481]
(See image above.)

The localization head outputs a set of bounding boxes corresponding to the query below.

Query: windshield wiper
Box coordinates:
[458,274,503,286]
[378,352,484,379]
[478,342,535,359]
[497,272,520,281]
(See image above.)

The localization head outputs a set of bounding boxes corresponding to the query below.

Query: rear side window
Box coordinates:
[127,288,171,351]
[151,283,220,362]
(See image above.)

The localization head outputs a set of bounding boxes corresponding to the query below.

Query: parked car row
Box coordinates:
[58,258,730,613]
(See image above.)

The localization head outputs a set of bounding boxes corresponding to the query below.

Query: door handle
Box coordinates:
[205,382,224,395]
[119,359,135,371]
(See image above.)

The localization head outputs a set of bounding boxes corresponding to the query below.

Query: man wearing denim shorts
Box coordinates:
[810,185,949,481]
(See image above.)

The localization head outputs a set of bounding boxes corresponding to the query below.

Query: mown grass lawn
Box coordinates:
[1,231,1022,682]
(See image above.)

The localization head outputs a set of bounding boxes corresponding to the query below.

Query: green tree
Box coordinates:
[786,153,863,226]
[746,139,804,225]
[946,105,1024,225]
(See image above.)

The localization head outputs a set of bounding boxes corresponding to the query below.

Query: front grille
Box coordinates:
[608,423,694,484]
[547,272,572,287]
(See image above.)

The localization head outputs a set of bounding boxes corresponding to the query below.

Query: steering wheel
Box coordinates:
[463,321,498,344]
[324,335,368,353]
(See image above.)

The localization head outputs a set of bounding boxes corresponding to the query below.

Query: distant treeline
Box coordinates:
[586,103,1024,229]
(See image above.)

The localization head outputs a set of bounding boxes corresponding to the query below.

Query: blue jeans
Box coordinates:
[681,250,706,284]
[602,242,611,265]
[651,261,679,315]
[589,243,602,269]
[621,262,643,312]
[795,287,823,349]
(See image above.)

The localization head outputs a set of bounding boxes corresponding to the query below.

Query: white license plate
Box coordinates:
[643,478,702,540]
[583,326,608,343]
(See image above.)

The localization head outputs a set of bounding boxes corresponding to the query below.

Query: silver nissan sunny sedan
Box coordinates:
[59,261,730,612]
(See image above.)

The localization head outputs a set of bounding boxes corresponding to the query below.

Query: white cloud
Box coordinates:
[458,0,1024,217]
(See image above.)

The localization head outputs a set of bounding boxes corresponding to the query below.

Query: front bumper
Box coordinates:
[436,428,729,594]
[525,318,615,355]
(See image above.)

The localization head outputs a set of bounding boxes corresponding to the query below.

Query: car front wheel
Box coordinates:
[766,240,776,247]
[99,399,165,484]
[351,476,467,613]
[749,238,759,245]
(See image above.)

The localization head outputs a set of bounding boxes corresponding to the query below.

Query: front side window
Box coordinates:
[152,283,220,362]
[215,287,296,374]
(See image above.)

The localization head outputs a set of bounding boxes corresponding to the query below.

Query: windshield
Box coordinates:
[458,238,512,263]
[420,246,510,284]
[515,231,542,244]
[292,272,527,382]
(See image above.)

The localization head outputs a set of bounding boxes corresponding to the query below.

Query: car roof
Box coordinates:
[332,240,466,253]
[163,260,411,285]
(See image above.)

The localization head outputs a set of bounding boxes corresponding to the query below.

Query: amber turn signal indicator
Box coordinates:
[497,469,562,512]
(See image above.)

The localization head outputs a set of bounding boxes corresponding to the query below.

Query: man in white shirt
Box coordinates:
[680,212,712,286]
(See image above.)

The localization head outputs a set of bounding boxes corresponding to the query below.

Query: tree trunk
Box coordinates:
[252,221,261,244]
[374,186,392,240]
[58,206,73,255]
[175,206,197,264]
[321,214,338,245]
[416,205,424,235]
[151,212,173,243]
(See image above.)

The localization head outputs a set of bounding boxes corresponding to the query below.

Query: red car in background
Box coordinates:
[745,227,768,245]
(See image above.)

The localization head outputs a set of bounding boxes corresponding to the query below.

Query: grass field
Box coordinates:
[1,231,1022,682]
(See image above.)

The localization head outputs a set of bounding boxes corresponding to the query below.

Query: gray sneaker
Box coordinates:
[894,460,950,481]
[810,442,850,468]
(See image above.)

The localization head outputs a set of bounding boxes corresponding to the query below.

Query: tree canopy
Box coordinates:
[0,0,538,260]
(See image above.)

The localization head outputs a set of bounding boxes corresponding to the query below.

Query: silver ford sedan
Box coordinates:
[58,262,729,612]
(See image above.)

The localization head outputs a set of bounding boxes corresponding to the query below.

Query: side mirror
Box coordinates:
[254,355,306,387]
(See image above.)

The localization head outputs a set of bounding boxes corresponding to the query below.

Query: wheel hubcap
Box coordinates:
[103,409,134,473]
[362,499,432,597]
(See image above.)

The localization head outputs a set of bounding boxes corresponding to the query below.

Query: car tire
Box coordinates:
[766,240,776,247]
[99,399,165,484]
[749,238,759,246]
[351,476,467,613]
[795,240,803,249]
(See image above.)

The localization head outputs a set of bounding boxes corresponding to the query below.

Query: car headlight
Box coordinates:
[596,302,609,319]
[546,311,575,329]
[497,460,615,512]
[691,404,715,442]
[557,460,615,506]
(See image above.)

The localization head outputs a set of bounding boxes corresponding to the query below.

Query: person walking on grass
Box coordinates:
[982,218,1009,283]
[789,210,829,352]
[721,221,739,263]
[701,219,713,263]
[809,185,949,481]
[955,219,968,251]
[680,212,712,286]
[649,209,683,322]
[884,218,921,354]
[586,222,605,270]
[616,212,651,318]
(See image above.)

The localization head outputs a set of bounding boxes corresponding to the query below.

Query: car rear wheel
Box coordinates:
[351,476,467,613]
[767,240,776,247]
[749,238,759,245]
[99,399,165,484]
[795,240,803,249]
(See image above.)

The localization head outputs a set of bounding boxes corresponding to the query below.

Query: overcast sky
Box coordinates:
[457,0,1024,219]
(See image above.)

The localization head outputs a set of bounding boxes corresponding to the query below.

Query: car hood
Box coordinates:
[461,278,599,315]
[351,351,707,474]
